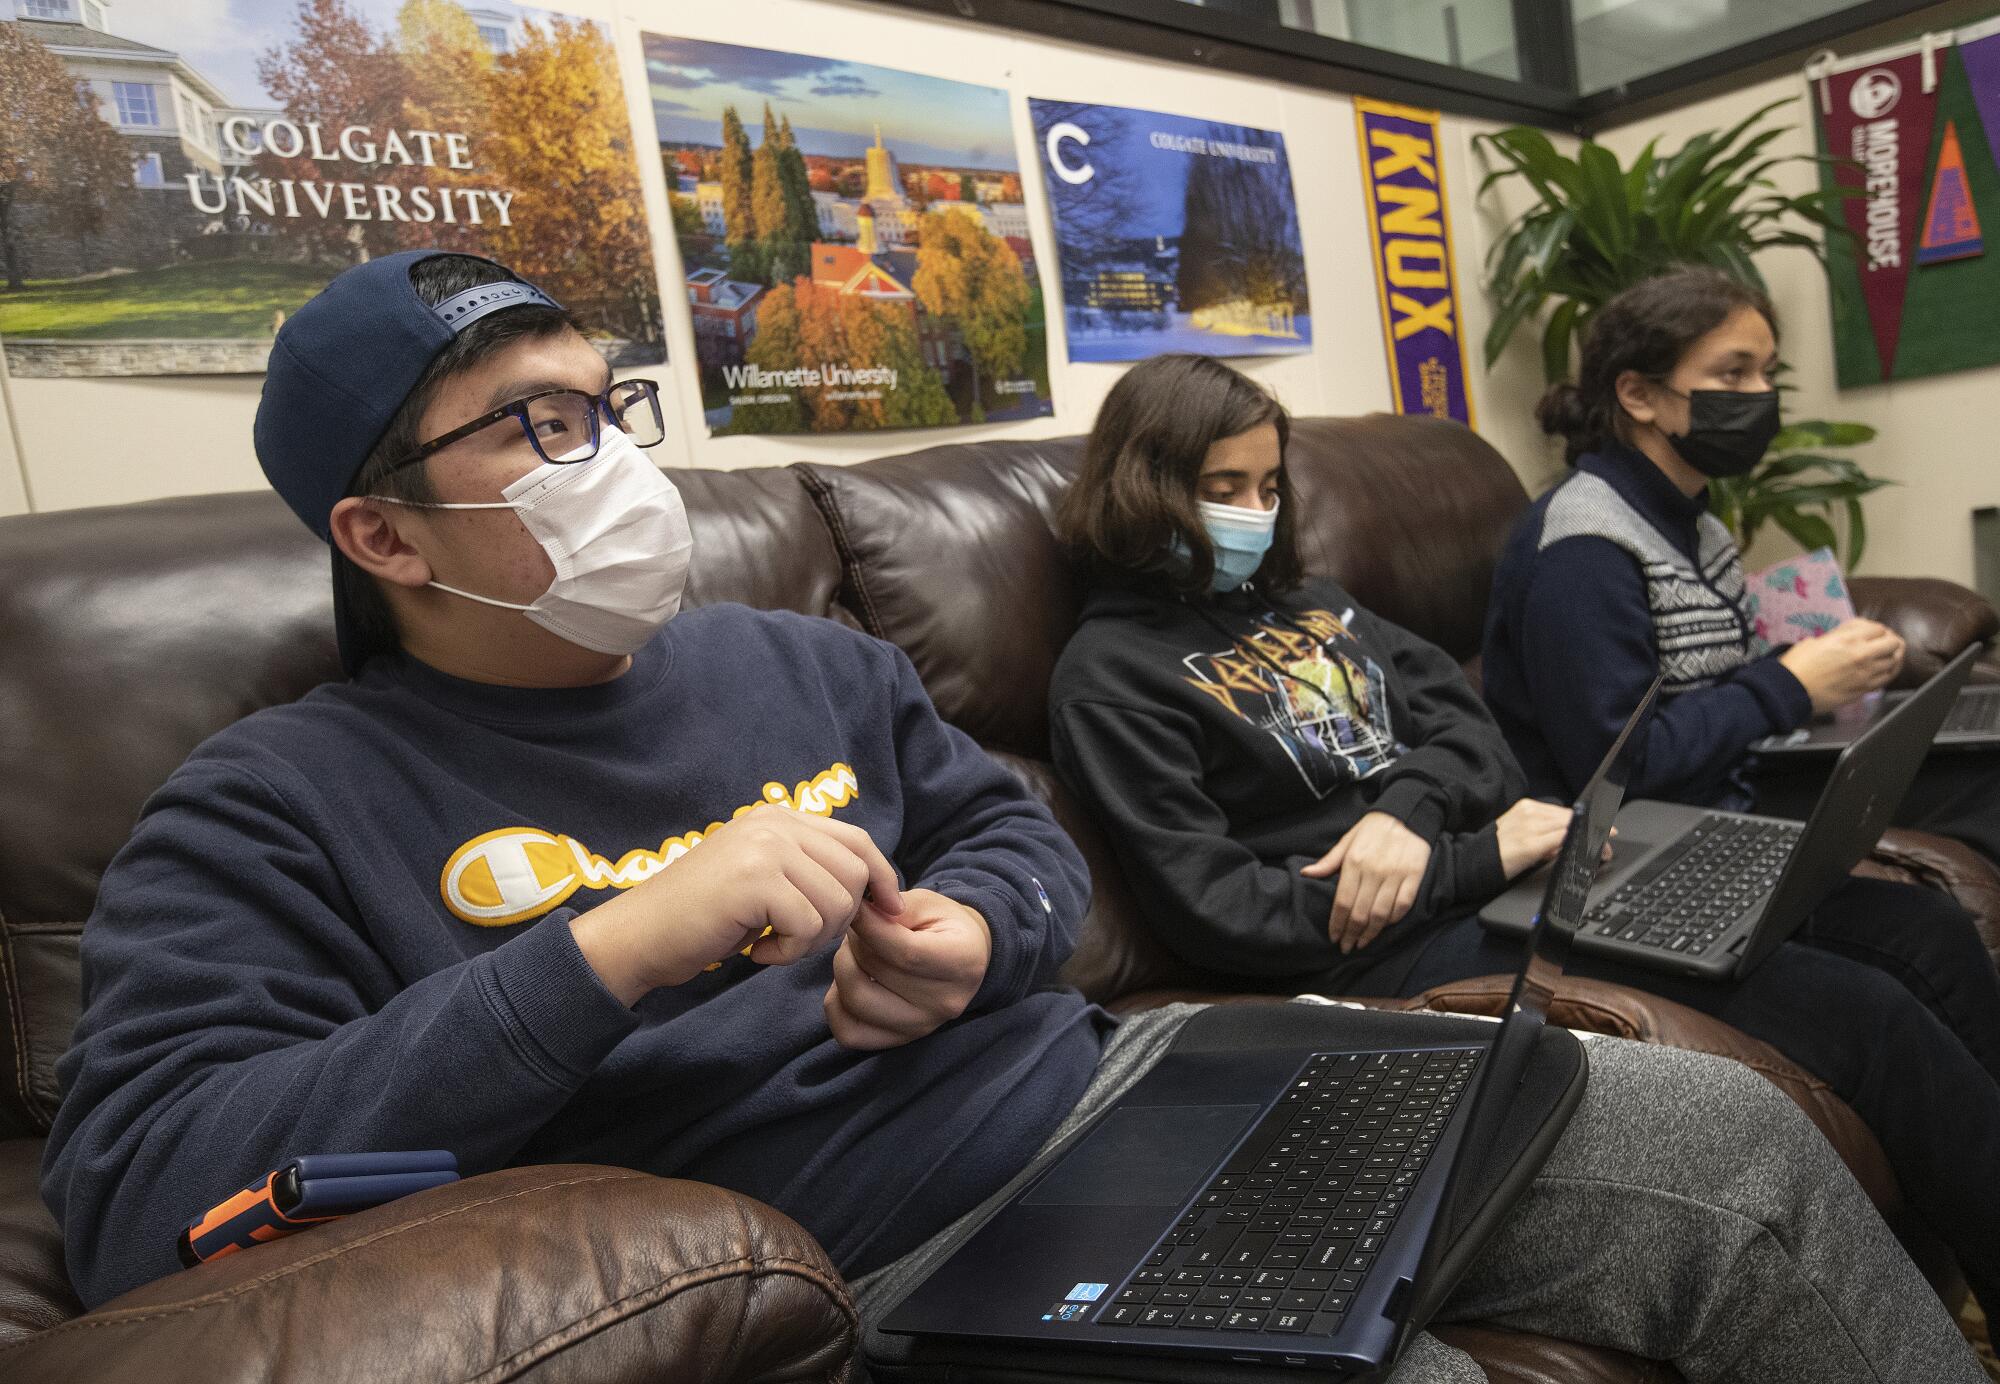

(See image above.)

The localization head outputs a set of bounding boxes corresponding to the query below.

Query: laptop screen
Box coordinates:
[1510,675,1659,1027]
[1402,676,1659,1331]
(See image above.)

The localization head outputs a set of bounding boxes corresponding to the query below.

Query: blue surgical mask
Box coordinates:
[1185,497,1279,593]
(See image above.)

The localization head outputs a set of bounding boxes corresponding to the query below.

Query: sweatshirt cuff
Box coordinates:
[479,909,640,1088]
[1451,824,1508,908]
[1736,654,1814,733]
[925,879,1025,1011]
[1369,778,1447,843]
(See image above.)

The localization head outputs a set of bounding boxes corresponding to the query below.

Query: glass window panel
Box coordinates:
[1158,0,1524,81]
[113,82,159,127]
[1320,0,1522,80]
[1575,0,1863,94]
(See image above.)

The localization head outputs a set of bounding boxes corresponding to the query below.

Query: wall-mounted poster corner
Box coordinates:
[0,0,664,380]
[1353,96,1474,429]
[646,35,1052,437]
[1026,99,1311,363]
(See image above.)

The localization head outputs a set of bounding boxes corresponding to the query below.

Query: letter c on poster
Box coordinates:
[1047,122,1094,185]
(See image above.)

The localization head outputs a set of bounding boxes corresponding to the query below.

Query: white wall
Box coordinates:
[1595,23,2000,585]
[0,348,32,514]
[2,0,1563,520]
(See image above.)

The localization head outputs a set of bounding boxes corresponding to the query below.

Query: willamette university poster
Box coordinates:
[646,35,1054,435]
[1028,99,1310,362]
[0,0,664,377]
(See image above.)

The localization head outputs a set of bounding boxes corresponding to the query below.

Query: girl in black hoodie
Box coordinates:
[1049,353,1572,995]
[1048,354,2000,1316]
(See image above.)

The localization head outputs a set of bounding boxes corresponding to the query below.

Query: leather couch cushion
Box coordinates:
[675,467,847,619]
[1851,575,2000,687]
[0,469,841,1137]
[795,415,1527,759]
[1279,415,1527,664]
[0,1139,77,1346]
[796,437,1084,759]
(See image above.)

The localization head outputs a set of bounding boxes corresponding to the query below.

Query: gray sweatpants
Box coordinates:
[852,1004,1982,1383]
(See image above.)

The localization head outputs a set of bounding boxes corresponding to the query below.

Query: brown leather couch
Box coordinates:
[1,414,1994,1383]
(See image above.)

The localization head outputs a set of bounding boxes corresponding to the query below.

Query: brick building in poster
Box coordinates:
[685,267,763,367]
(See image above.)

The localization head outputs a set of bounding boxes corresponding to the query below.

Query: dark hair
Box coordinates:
[335,253,579,667]
[1056,353,1300,596]
[1537,266,1777,464]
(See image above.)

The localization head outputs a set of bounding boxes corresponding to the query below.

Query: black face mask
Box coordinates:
[1663,387,1781,479]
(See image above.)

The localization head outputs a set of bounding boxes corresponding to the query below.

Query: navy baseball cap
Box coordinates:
[253,250,562,674]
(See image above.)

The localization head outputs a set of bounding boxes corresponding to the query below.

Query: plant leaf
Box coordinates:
[1542,298,1580,384]
[1769,507,1838,554]
[1771,419,1876,448]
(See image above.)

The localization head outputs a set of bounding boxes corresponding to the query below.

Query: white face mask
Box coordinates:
[372,426,694,656]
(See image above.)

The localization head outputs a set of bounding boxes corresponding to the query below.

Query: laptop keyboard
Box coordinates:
[1093,1046,1480,1338]
[1585,814,1802,955]
[1943,689,2000,735]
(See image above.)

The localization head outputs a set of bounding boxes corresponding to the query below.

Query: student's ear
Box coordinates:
[330,496,433,591]
[1613,369,1660,430]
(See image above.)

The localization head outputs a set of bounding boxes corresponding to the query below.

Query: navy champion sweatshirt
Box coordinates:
[43,605,1104,1306]
[1050,576,1522,989]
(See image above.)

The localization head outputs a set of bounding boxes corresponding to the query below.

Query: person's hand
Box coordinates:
[1302,812,1433,955]
[823,888,992,1050]
[1780,618,1905,714]
[570,804,903,1005]
[1495,799,1575,880]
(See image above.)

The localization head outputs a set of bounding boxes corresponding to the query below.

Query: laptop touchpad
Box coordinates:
[1022,1104,1261,1208]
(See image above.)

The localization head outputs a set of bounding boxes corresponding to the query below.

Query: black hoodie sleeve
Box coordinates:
[1347,605,1527,841]
[1052,697,1512,981]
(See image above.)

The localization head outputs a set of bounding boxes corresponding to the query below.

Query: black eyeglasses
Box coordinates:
[384,378,665,474]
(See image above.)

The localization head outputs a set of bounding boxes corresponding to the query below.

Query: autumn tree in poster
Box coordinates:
[913,209,1031,423]
[0,25,133,292]
[0,0,664,378]
[648,35,1052,435]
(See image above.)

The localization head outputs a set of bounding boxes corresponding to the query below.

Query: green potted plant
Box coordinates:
[1474,100,1889,568]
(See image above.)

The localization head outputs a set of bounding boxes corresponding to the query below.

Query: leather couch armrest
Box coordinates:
[0,1166,857,1384]
[1862,828,2000,965]
[1431,1324,1682,1383]
[1848,575,1999,686]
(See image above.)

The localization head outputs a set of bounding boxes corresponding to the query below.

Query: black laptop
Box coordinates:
[1482,644,1978,983]
[867,685,1653,1380]
[1752,645,2000,755]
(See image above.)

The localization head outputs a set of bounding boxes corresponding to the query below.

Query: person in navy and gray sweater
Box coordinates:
[1476,268,2000,1309]
[38,262,1987,1382]
[1483,266,2000,860]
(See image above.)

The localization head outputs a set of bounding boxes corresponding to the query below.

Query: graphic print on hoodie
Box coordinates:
[1051,576,1524,986]
[1180,605,1408,796]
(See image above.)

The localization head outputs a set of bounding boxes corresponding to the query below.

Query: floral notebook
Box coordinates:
[1744,547,1855,648]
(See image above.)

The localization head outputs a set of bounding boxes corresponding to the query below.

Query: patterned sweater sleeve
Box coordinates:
[1518,535,1810,801]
